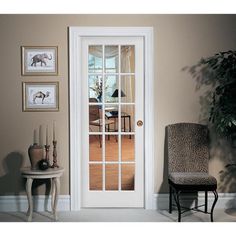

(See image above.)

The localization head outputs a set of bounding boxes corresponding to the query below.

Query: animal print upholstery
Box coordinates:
[167,123,217,186]
[169,172,217,185]
[167,123,209,173]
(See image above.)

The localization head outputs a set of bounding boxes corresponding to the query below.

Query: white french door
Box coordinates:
[81,36,144,207]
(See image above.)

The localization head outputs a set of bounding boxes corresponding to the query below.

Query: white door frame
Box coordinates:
[69,27,154,210]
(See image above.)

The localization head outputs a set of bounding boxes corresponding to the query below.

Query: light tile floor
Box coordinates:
[0,208,236,222]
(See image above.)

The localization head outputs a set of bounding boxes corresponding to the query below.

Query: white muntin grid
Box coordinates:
[88,44,136,192]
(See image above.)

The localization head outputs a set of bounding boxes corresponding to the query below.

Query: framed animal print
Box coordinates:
[21,46,58,75]
[22,82,59,111]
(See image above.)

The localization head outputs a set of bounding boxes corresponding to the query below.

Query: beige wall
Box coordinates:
[0,14,236,196]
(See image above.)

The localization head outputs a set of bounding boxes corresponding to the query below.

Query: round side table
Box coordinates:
[21,167,64,222]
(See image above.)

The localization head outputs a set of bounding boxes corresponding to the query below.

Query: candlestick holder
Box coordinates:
[51,140,59,168]
[44,145,50,164]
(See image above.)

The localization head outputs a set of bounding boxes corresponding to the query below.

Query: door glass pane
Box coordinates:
[105,135,118,162]
[105,164,119,190]
[88,42,139,195]
[121,105,135,132]
[89,164,103,190]
[89,104,103,133]
[105,105,119,132]
[105,45,118,73]
[88,45,103,73]
[89,75,103,102]
[121,45,135,73]
[121,75,135,103]
[105,75,118,103]
[121,135,135,162]
[121,164,135,191]
[89,135,102,161]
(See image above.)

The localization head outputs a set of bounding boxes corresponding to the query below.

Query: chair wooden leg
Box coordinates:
[99,125,102,147]
[169,185,172,214]
[99,135,102,148]
[107,125,110,140]
[210,190,218,222]
[205,191,208,213]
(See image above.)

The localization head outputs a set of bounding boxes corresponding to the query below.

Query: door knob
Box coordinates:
[137,120,143,127]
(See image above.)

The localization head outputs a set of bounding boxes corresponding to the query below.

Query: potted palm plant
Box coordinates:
[185,50,236,145]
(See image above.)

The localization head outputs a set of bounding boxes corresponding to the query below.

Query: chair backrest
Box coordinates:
[167,123,209,174]
[89,98,100,122]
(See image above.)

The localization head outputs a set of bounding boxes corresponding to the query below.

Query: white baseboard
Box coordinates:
[153,193,236,210]
[1,193,236,212]
[0,195,70,212]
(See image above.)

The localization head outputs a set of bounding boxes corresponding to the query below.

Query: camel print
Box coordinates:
[33,91,50,104]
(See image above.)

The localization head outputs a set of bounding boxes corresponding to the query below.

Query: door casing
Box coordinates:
[69,27,154,210]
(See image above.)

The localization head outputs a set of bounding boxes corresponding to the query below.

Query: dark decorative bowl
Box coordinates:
[38,159,49,170]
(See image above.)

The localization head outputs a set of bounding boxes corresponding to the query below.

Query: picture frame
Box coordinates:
[21,46,58,76]
[22,82,59,112]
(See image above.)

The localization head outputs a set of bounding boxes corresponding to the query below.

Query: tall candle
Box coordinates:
[53,120,56,141]
[39,125,43,146]
[33,129,37,144]
[46,125,49,145]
